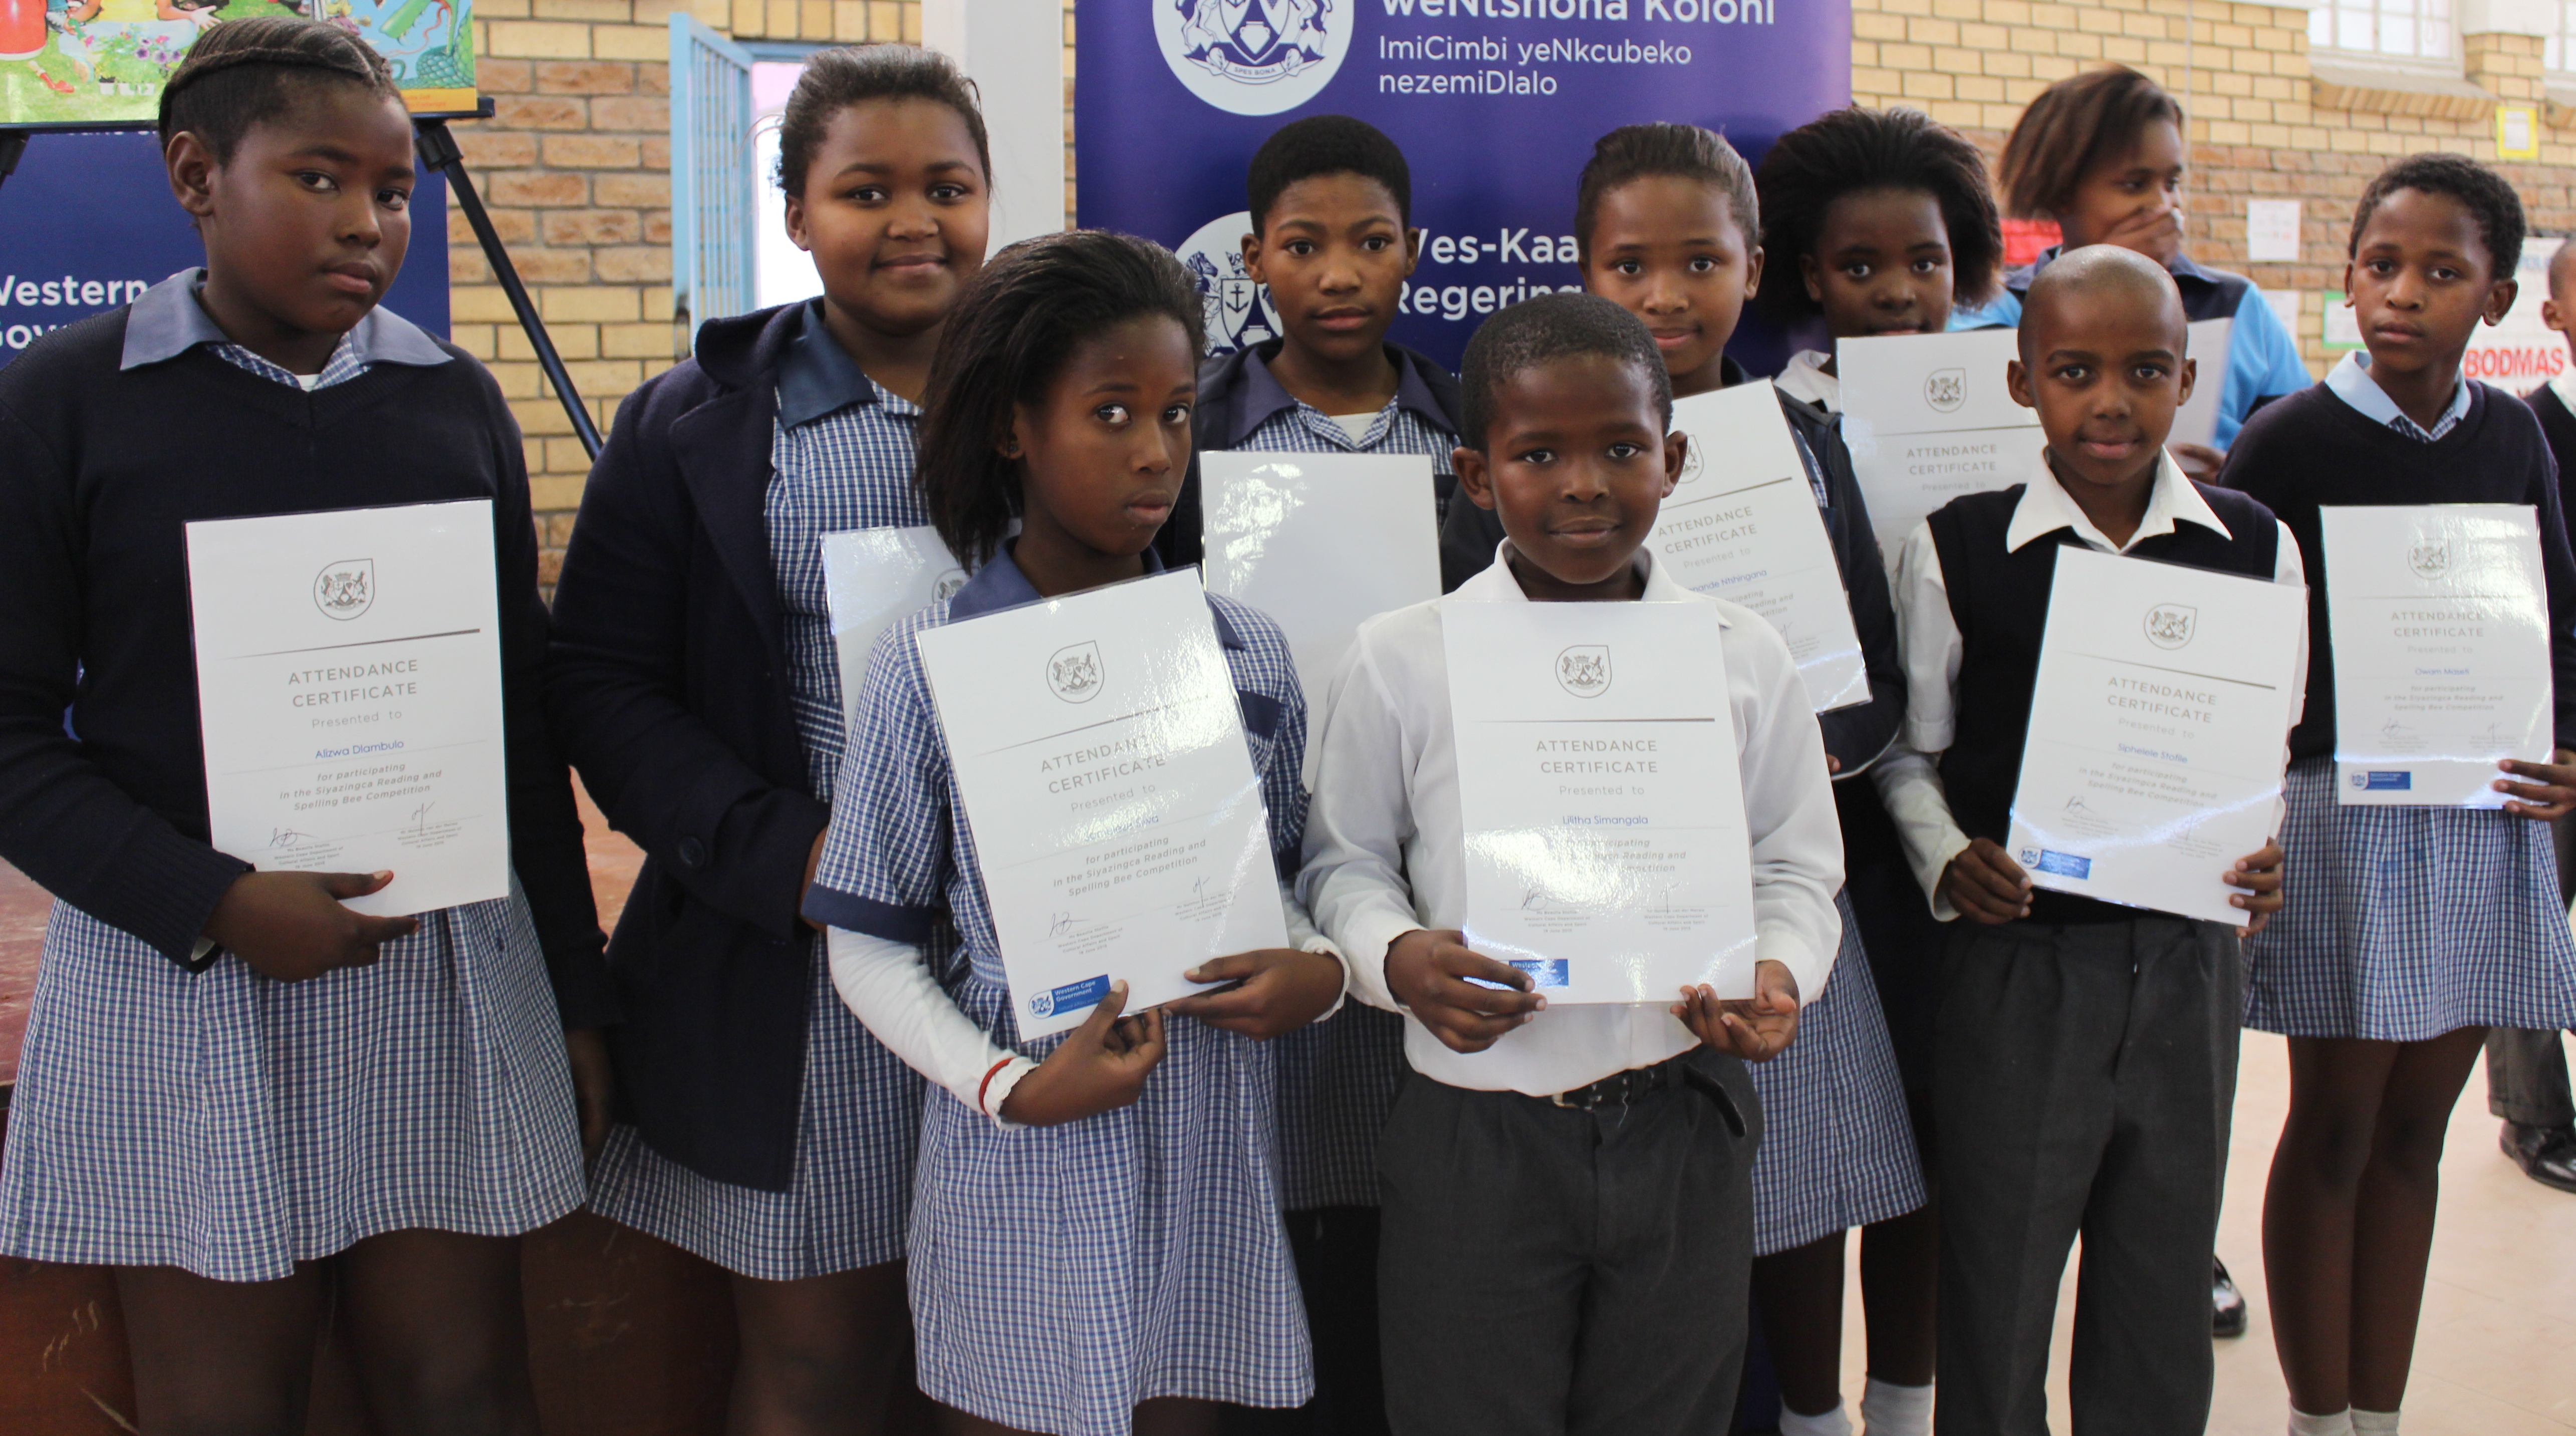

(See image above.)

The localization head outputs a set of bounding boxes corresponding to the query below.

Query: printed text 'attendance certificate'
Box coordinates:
[822,525,967,726]
[1839,328,2043,562]
[1442,600,1758,1001]
[2006,547,2306,923]
[912,568,1290,1037]
[1200,450,1441,700]
[1645,381,1868,712]
[186,499,509,918]
[2322,504,2552,806]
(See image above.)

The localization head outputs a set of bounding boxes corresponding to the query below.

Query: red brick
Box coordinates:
[589,97,671,133]
[477,58,536,94]
[594,174,670,207]
[538,60,637,95]
[488,171,589,207]
[510,247,597,284]
[455,130,539,168]
[543,134,643,169]
[493,95,590,131]
[543,208,644,245]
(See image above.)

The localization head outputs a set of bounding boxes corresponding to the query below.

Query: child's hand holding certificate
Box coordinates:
[2006,546,2306,923]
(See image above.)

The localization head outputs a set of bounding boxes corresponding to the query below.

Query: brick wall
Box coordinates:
[1852,0,2576,375]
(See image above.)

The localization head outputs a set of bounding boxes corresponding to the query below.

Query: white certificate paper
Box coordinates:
[2170,318,2234,450]
[2005,547,2306,923]
[185,500,508,918]
[2321,504,2552,806]
[1646,381,1868,712]
[822,525,967,725]
[912,569,1290,1037]
[1839,328,2045,562]
[1442,601,1758,1001]
[1200,450,1440,698]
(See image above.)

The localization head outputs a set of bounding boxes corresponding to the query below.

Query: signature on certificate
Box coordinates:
[1519,887,1579,917]
[267,827,316,849]
[410,801,435,831]
[1048,911,1086,937]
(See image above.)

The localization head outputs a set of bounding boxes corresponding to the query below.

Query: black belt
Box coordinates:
[1544,1054,1745,1135]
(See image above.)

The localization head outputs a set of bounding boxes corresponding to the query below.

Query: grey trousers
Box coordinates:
[2487,814,2576,1127]
[1934,917,2244,1436]
[1377,1051,1759,1436]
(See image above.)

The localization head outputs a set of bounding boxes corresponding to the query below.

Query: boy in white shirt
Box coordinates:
[1298,291,1847,1434]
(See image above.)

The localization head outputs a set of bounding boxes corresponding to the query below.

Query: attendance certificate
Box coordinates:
[822,525,967,725]
[2005,547,2306,923]
[185,500,509,918]
[1839,328,2044,561]
[912,568,1290,1037]
[1645,381,1869,712]
[1442,600,1758,1002]
[1200,450,1440,699]
[2321,504,2552,806]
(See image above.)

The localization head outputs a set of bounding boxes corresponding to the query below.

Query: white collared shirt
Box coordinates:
[1870,452,2306,919]
[1297,542,1846,1096]
[1774,350,1841,415]
[2323,350,2470,442]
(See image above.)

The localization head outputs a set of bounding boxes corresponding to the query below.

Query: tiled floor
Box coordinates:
[2,831,2570,1430]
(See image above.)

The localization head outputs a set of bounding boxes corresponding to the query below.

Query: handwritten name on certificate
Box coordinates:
[1201,451,1440,699]
[2321,504,2551,806]
[822,526,967,726]
[2005,547,2305,923]
[185,500,508,918]
[912,569,1290,1037]
[1839,329,2043,563]
[1442,601,1759,1002]
[1645,381,1868,712]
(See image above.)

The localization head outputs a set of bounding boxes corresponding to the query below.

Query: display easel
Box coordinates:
[0,103,600,460]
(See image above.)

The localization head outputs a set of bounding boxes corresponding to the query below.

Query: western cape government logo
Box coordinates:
[1178,210,1284,356]
[1556,645,1612,697]
[313,558,376,621]
[1048,641,1105,703]
[1158,0,1348,116]
[2409,538,2450,580]
[1923,368,1966,413]
[2142,602,2197,650]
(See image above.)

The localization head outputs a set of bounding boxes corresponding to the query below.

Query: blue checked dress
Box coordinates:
[1230,395,1450,1212]
[2246,758,2576,1040]
[585,375,930,1280]
[812,551,1314,1435]
[1745,890,1925,1256]
[0,338,585,1282]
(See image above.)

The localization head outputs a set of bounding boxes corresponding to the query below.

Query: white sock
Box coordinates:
[1860,1378,1933,1436]
[1779,1401,1854,1436]
[2288,1407,2354,1436]
[2352,1410,2400,1435]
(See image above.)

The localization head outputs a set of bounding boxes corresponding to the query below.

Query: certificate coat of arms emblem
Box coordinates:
[1047,641,1105,703]
[2143,602,2197,650]
[1556,645,1612,698]
[1923,368,1967,413]
[2409,539,2450,579]
[313,558,376,621]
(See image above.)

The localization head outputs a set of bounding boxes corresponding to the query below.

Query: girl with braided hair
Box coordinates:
[0,18,611,1430]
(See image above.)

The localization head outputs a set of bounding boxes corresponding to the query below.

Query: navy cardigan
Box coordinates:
[544,303,841,1191]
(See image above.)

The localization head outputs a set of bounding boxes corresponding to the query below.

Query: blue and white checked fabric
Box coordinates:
[207,333,373,392]
[0,890,585,1282]
[1236,390,1456,486]
[2247,758,2576,1040]
[2323,350,2471,443]
[584,378,932,1280]
[1745,890,1926,1256]
[813,579,1314,1435]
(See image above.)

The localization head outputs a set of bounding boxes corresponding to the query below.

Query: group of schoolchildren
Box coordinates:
[2,16,2572,1436]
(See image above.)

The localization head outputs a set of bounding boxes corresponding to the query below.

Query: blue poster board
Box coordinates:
[1076,0,1850,373]
[0,127,448,367]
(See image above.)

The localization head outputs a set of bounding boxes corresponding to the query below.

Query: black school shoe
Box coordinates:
[2500,1121,2576,1194]
[2212,1257,2248,1339]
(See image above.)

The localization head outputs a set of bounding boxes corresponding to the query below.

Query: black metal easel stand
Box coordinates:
[415,117,601,460]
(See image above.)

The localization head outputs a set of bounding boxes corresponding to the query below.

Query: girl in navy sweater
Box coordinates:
[546,45,991,1433]
[0,19,609,1429]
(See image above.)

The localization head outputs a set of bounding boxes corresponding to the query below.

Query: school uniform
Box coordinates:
[549,299,930,1278]
[1300,543,1846,1436]
[1874,453,2302,1433]
[0,272,607,1280]
[1444,367,1927,1253]
[2224,355,2576,1042]
[803,544,1319,1436]
[1951,246,2310,448]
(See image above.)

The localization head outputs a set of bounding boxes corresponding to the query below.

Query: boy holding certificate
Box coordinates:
[1301,291,1846,1433]
[2223,153,2576,1436]
[1872,245,2296,1430]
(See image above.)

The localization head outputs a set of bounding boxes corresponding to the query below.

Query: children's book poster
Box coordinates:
[0,0,477,128]
[1075,0,1851,372]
